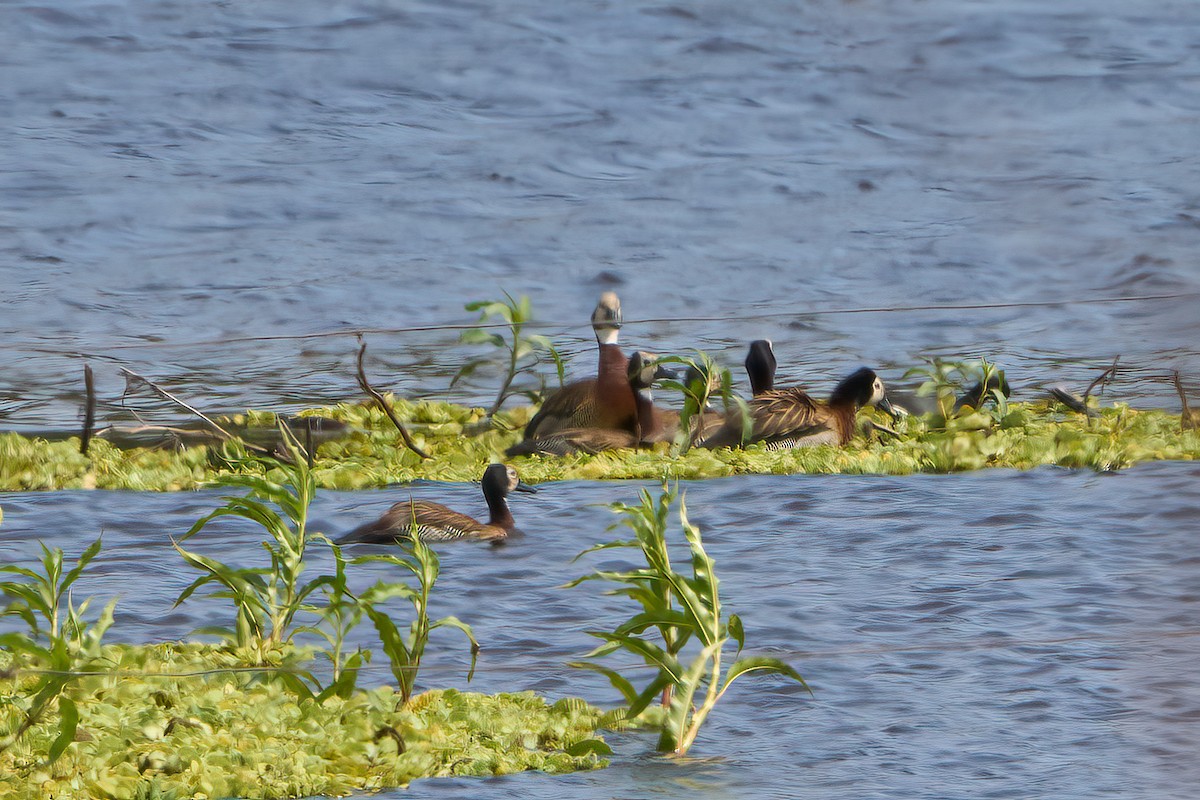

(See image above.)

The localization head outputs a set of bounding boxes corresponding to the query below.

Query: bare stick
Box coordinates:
[120,367,238,441]
[1081,356,1120,426]
[119,367,276,458]
[81,363,96,456]
[355,338,431,460]
[1175,371,1199,431]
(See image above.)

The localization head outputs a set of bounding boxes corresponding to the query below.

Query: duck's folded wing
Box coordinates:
[745,388,826,443]
[338,500,480,543]
[701,388,823,448]
[524,379,599,438]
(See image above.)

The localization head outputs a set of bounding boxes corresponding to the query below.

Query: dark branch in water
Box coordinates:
[1082,356,1119,427]
[355,337,431,460]
[1174,371,1200,431]
[81,363,96,456]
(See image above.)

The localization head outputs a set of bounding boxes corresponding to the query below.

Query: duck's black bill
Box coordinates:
[878,395,902,420]
[515,480,538,493]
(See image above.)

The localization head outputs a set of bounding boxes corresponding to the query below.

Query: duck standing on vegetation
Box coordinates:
[336,463,536,544]
[507,351,671,456]
[701,351,896,449]
[521,292,636,440]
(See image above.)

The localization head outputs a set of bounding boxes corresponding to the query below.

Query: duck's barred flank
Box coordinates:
[336,464,535,545]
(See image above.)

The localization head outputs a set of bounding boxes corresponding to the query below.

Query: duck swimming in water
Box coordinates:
[506,351,669,456]
[521,292,637,441]
[336,463,536,544]
[700,349,896,449]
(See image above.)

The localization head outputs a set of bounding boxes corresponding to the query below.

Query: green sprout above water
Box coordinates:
[452,293,565,418]
[656,351,746,455]
[0,537,114,764]
[567,485,808,756]
[355,527,480,705]
[904,356,1010,422]
[172,427,327,661]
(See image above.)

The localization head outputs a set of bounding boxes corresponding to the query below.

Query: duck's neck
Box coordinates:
[598,343,628,382]
[484,489,515,530]
[749,369,774,396]
[828,381,861,411]
[597,344,636,425]
[635,389,663,442]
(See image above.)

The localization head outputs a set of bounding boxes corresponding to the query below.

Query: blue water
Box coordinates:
[3,464,1199,799]
[2,0,1199,433]
[3,0,1200,797]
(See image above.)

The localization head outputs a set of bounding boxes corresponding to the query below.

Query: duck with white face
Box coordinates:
[701,354,898,450]
[337,463,537,544]
[506,351,673,456]
[521,292,639,440]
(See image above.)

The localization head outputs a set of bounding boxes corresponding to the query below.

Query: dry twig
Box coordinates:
[355,337,431,460]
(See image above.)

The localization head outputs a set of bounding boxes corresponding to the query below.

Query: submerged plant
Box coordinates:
[355,528,479,704]
[567,486,807,756]
[452,293,565,417]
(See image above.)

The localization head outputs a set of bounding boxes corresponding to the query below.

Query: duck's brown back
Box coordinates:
[701,388,854,449]
[340,500,506,543]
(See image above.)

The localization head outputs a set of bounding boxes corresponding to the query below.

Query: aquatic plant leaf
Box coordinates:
[589,632,683,681]
[459,329,507,348]
[429,616,479,682]
[565,661,639,705]
[564,738,613,757]
[727,613,745,657]
[275,670,316,702]
[449,359,486,388]
[721,656,810,695]
[625,672,675,721]
[47,696,78,764]
[611,610,694,637]
[59,537,103,595]
[0,631,52,662]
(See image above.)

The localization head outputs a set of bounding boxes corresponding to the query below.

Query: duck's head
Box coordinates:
[627,350,673,391]
[483,463,537,497]
[832,367,898,417]
[745,340,776,395]
[591,291,622,346]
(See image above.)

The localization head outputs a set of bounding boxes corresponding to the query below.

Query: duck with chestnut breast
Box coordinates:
[700,357,897,450]
[521,292,637,440]
[336,464,536,544]
[506,351,670,456]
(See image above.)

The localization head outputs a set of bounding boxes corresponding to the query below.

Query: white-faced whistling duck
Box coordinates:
[506,351,670,456]
[336,464,536,544]
[701,344,896,449]
[521,292,636,440]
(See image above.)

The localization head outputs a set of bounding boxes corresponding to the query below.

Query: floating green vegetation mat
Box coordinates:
[0,643,612,800]
[1,398,1197,492]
